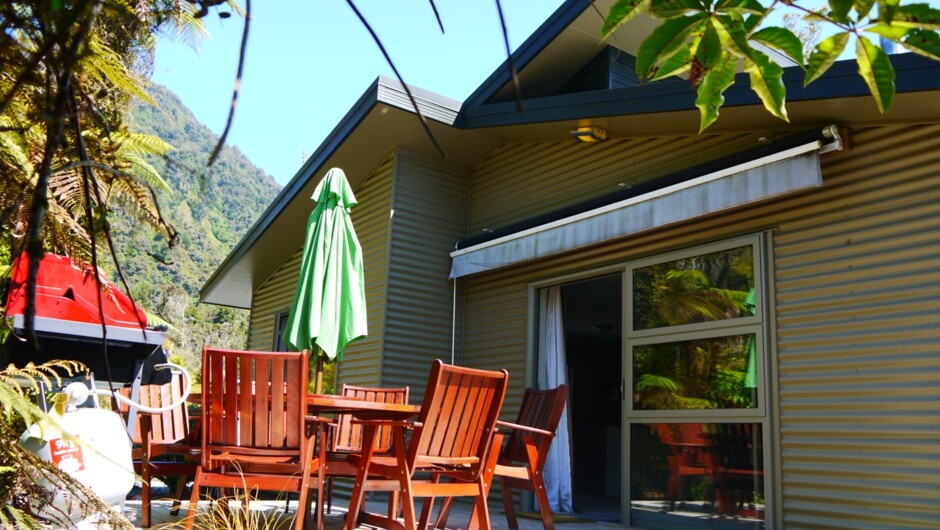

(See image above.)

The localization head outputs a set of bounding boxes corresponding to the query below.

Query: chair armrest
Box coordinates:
[350,419,420,429]
[496,420,554,438]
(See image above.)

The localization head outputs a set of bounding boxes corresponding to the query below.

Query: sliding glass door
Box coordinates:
[626,236,768,529]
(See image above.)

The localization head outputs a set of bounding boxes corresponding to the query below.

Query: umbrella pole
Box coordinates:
[314,352,324,394]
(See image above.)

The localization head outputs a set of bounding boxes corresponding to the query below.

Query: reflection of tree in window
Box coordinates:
[634,246,753,330]
[632,245,758,411]
[634,335,755,410]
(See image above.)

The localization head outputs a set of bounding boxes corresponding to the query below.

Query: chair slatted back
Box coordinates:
[119,373,190,445]
[201,348,308,468]
[410,360,508,475]
[503,385,568,467]
[334,385,409,453]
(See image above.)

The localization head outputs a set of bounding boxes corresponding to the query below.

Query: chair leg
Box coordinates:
[531,474,555,530]
[472,479,492,530]
[434,496,454,528]
[325,477,333,514]
[417,475,440,530]
[183,468,204,530]
[388,490,400,520]
[170,475,187,516]
[500,477,519,529]
[141,461,152,528]
[294,483,309,530]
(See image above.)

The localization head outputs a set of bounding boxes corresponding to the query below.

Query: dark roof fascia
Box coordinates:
[461,0,591,111]
[455,127,832,250]
[200,77,385,303]
[457,53,940,129]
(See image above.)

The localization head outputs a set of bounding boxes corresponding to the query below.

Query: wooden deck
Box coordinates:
[122,496,627,530]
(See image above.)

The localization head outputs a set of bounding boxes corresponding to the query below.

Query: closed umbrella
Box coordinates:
[283,167,367,393]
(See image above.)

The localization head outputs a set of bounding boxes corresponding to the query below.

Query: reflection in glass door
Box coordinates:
[626,236,768,529]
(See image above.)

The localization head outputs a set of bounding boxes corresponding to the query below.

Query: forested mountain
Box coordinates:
[112,82,282,371]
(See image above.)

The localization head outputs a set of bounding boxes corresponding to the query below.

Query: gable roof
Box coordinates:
[200,78,497,308]
[202,0,940,308]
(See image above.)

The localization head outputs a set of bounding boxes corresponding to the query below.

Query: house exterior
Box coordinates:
[201,1,940,528]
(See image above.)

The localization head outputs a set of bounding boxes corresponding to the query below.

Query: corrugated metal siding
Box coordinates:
[773,125,940,530]
[459,124,940,528]
[468,132,770,234]
[248,248,301,351]
[382,148,471,403]
[461,273,531,416]
[334,156,394,388]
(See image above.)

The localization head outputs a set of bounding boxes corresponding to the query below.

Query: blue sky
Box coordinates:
[152,1,936,185]
[153,1,565,185]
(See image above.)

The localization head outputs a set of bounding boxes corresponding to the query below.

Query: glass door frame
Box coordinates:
[622,233,773,527]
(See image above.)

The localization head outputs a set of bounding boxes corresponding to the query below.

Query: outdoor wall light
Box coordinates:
[570,126,607,142]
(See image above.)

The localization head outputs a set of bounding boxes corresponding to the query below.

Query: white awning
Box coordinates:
[450,141,826,279]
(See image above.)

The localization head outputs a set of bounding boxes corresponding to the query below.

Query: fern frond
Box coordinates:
[120,152,172,192]
[48,168,89,214]
[85,35,156,107]
[109,131,175,158]
[159,3,210,51]
[0,130,33,176]
[107,176,166,232]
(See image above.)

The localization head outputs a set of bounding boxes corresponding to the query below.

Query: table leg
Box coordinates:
[345,424,378,530]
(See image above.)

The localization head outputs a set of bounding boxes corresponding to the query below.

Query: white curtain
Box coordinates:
[537,286,573,513]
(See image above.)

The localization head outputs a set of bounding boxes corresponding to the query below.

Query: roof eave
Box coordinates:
[458,53,940,130]
[200,77,463,308]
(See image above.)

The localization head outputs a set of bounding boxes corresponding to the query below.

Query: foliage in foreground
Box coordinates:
[155,480,292,530]
[0,361,133,529]
[603,0,940,131]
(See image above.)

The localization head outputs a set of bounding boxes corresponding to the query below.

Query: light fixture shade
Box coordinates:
[570,126,607,142]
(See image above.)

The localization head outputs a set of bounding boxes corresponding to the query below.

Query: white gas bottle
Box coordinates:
[20,382,135,524]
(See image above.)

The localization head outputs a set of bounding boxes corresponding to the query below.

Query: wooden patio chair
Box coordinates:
[321,384,409,514]
[183,347,324,530]
[119,372,200,528]
[436,384,569,530]
[345,359,509,530]
[651,423,713,510]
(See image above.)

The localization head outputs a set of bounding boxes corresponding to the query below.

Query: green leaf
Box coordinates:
[603,0,652,37]
[712,15,754,59]
[695,21,723,70]
[890,3,940,29]
[751,26,806,65]
[743,13,763,33]
[651,44,693,80]
[856,35,896,112]
[695,52,738,131]
[805,31,850,85]
[714,0,766,16]
[901,28,940,60]
[829,0,854,23]
[650,0,704,19]
[866,22,911,41]
[745,51,788,121]
[636,14,708,79]
[880,0,901,23]
[854,0,876,20]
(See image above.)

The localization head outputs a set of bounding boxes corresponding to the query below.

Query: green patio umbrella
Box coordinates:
[283,167,367,393]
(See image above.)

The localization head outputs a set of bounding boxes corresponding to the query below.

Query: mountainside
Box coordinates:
[113,82,281,369]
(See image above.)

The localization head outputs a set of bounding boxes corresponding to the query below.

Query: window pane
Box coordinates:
[634,245,754,330]
[631,422,765,529]
[633,334,758,410]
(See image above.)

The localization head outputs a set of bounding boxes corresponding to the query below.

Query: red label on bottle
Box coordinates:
[49,437,85,473]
